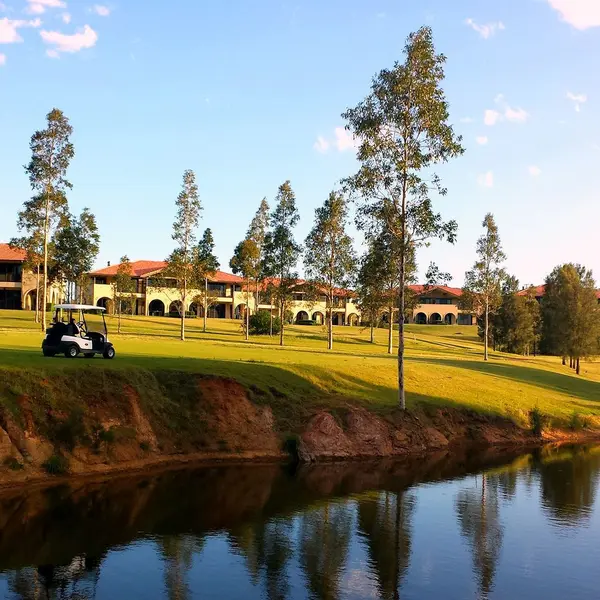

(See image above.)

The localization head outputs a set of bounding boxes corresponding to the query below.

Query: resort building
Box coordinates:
[0,243,62,310]
[407,285,475,325]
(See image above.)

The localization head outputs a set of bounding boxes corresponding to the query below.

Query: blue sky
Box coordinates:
[1,0,600,285]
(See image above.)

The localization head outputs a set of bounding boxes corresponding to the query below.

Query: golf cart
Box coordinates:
[42,304,116,359]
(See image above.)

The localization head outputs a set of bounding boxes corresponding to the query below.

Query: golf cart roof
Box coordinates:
[54,304,106,312]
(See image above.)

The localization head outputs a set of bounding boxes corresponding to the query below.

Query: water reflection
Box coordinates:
[0,445,599,600]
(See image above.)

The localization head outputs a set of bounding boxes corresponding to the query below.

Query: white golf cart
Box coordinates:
[42,304,116,359]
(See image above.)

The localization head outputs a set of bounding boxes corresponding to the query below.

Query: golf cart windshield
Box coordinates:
[53,304,107,337]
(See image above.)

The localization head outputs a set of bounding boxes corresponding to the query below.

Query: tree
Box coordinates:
[9,232,43,322]
[304,191,357,350]
[541,264,600,374]
[356,250,388,344]
[262,181,301,347]
[164,170,202,341]
[463,214,506,361]
[247,198,270,310]
[53,208,100,303]
[194,228,220,333]
[21,108,74,331]
[343,27,464,409]
[112,256,135,333]
[230,237,260,341]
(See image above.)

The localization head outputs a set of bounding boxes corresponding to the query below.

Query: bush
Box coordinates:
[248,311,282,335]
[568,411,589,431]
[284,310,294,324]
[3,456,24,471]
[296,319,315,326]
[530,407,545,436]
[42,454,70,475]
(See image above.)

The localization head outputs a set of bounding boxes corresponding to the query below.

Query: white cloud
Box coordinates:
[0,52,5,65]
[313,135,329,154]
[465,18,505,39]
[528,165,541,177]
[62,12,71,23]
[334,126,359,152]
[484,109,501,126]
[0,17,41,43]
[92,5,111,17]
[567,91,587,112]
[546,0,600,30]
[484,95,529,126]
[476,136,488,145]
[477,171,494,188]
[25,0,66,14]
[40,24,98,55]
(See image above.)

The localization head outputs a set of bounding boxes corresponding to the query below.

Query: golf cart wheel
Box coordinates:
[103,346,115,360]
[65,345,79,359]
[42,348,55,357]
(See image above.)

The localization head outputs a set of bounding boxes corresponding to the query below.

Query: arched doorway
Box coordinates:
[234,303,248,320]
[347,313,359,326]
[429,312,442,324]
[415,312,427,325]
[444,313,456,325]
[24,289,37,311]
[332,313,344,326]
[97,297,113,313]
[296,311,309,323]
[169,301,183,316]
[312,311,324,324]
[208,304,226,319]
[148,299,165,316]
[189,302,204,317]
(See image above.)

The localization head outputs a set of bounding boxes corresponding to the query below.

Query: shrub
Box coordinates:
[568,411,589,431]
[98,427,116,443]
[3,456,24,471]
[296,319,315,326]
[53,410,86,451]
[42,454,70,475]
[530,407,545,436]
[139,441,150,452]
[248,311,282,335]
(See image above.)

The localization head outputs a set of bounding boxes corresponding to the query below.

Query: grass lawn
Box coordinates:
[1,310,599,427]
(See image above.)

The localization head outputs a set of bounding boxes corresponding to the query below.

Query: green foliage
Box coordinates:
[530,407,545,436]
[51,409,86,451]
[19,108,75,331]
[463,214,506,360]
[113,255,136,332]
[249,311,282,335]
[53,207,100,302]
[42,454,70,475]
[343,27,464,408]
[139,440,151,452]
[3,456,24,471]
[568,412,589,431]
[494,285,540,355]
[541,264,600,371]
[304,191,357,349]
[296,319,315,326]
[262,181,301,346]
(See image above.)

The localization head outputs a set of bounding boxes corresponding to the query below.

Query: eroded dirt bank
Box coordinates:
[0,368,595,487]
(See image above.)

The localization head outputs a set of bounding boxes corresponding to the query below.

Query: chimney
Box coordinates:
[108,261,111,267]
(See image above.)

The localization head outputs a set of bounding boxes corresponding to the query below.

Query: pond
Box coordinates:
[0,444,599,599]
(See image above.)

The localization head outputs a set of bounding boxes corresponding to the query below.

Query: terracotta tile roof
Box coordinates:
[0,243,26,262]
[409,284,463,297]
[90,260,243,283]
[518,284,600,300]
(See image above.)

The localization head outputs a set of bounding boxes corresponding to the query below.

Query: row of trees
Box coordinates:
[462,213,600,372]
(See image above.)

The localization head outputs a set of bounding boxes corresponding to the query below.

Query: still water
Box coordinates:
[0,445,599,599]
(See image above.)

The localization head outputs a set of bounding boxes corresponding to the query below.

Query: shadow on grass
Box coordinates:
[411,356,600,403]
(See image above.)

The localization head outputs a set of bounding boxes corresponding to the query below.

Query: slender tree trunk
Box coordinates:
[562,356,566,366]
[35,265,40,323]
[388,305,393,355]
[576,357,580,375]
[398,253,406,410]
[42,199,50,332]
[279,299,284,346]
[181,279,186,341]
[203,277,208,333]
[484,299,489,361]
[245,275,250,341]
[270,296,273,337]
[569,356,573,369]
[370,321,374,344]
[118,299,121,334]
[328,294,333,350]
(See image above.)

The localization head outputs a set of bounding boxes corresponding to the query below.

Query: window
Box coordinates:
[292,293,304,301]
[95,277,107,285]
[0,263,22,283]
[208,283,226,295]
[233,284,241,292]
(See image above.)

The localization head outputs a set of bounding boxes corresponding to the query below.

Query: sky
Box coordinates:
[1,0,600,286]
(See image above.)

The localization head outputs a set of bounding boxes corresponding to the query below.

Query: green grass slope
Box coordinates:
[1,310,599,429]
